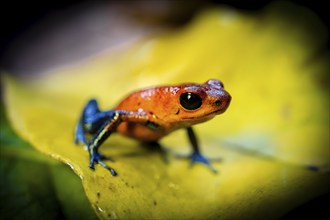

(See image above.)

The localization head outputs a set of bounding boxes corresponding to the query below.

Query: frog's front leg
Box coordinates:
[87,110,156,176]
[187,127,218,173]
[87,114,119,176]
[75,99,155,176]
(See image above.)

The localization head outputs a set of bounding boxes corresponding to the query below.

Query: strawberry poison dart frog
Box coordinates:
[75,79,231,176]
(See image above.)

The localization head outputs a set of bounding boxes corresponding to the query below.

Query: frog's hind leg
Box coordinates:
[74,99,115,146]
[75,99,99,146]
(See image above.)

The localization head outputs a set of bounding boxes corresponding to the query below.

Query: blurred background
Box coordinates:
[0,0,328,77]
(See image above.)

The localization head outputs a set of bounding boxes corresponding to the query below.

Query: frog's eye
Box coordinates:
[180,92,202,110]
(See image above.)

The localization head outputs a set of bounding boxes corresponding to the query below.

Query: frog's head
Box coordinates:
[176,79,231,124]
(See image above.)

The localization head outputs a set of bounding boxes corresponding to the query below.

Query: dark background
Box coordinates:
[0,0,328,71]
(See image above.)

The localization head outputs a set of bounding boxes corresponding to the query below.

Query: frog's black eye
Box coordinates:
[180,92,202,110]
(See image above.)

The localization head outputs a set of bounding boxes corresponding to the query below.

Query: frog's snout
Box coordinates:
[214,90,231,113]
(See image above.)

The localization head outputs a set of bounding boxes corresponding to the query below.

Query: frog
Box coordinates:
[74,79,231,176]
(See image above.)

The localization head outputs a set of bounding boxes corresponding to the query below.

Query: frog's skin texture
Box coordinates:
[75,79,231,176]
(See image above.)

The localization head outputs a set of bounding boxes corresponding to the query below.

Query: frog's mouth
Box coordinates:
[210,109,226,115]
[181,109,224,120]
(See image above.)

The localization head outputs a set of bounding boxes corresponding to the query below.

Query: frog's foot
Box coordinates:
[190,152,218,173]
[74,128,87,146]
[89,152,117,176]
[143,141,170,163]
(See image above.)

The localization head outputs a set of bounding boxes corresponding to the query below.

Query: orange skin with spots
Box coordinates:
[114,79,231,142]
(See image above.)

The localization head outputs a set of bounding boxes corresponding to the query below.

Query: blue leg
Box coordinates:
[75,119,87,146]
[75,99,100,145]
[74,99,115,145]
[75,99,156,176]
[187,127,218,173]
[74,99,118,175]
[89,137,117,176]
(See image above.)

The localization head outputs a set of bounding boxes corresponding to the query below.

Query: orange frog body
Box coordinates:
[75,79,231,176]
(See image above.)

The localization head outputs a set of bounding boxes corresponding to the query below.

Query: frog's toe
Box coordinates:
[190,152,218,173]
[89,152,117,176]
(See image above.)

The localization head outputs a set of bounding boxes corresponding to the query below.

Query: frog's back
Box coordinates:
[114,87,177,141]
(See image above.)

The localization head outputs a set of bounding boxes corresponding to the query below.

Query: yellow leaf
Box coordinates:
[2,2,329,219]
